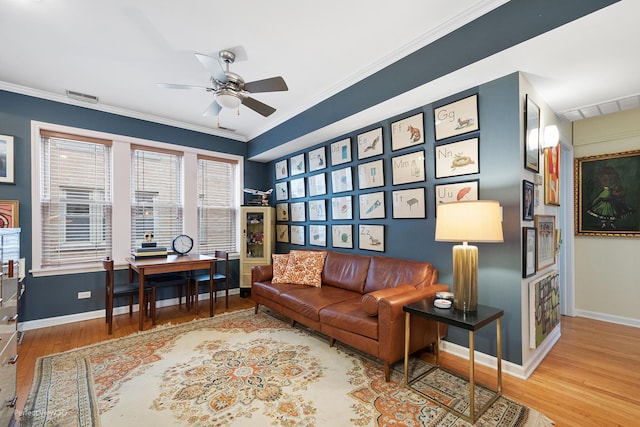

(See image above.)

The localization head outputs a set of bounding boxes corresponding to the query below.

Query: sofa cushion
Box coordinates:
[321,251,370,293]
[279,250,327,287]
[271,253,290,283]
[361,285,416,316]
[279,286,359,321]
[363,256,436,293]
[320,298,379,340]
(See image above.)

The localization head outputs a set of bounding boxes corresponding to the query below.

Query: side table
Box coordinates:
[403,298,504,424]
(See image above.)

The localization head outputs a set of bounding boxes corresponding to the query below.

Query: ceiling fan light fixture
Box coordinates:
[216,89,241,109]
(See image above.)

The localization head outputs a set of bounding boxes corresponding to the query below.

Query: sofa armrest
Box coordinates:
[251,264,273,284]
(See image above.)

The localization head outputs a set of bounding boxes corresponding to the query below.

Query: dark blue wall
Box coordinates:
[0,90,262,322]
[266,73,524,363]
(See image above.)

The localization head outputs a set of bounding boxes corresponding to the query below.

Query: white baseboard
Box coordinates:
[575,309,640,328]
[19,288,240,332]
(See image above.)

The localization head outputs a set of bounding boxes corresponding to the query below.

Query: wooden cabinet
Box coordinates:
[0,228,20,426]
[240,207,274,296]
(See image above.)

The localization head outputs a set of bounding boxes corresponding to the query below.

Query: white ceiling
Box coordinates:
[1,0,639,161]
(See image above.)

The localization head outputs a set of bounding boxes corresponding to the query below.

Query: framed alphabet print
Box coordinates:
[0,200,19,228]
[434,137,479,178]
[544,144,560,206]
[523,179,534,221]
[332,224,353,249]
[276,203,289,221]
[358,159,384,189]
[290,153,305,176]
[357,127,383,160]
[534,214,555,270]
[392,188,425,219]
[575,149,640,237]
[330,138,352,166]
[308,173,327,197]
[331,196,352,220]
[359,224,384,252]
[392,150,425,185]
[275,159,288,180]
[433,94,479,141]
[525,95,540,173]
[331,167,353,193]
[308,199,326,221]
[435,180,478,205]
[290,177,306,199]
[290,202,306,222]
[522,227,536,278]
[308,146,326,171]
[290,225,305,246]
[391,112,424,151]
[359,191,385,219]
[276,224,289,243]
[309,225,327,247]
[275,182,288,201]
[0,135,15,184]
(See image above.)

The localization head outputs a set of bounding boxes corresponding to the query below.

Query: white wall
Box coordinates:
[573,108,640,326]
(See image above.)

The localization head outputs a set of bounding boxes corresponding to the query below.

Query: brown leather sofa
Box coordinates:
[251,250,450,381]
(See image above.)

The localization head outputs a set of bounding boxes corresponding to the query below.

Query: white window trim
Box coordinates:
[30,120,244,277]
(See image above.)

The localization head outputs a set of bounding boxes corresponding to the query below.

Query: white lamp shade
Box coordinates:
[543,125,560,148]
[435,200,504,243]
[216,90,241,109]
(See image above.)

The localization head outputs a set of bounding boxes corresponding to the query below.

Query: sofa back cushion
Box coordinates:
[322,251,370,293]
[363,256,437,294]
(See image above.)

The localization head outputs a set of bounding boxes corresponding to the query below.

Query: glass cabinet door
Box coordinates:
[245,211,265,259]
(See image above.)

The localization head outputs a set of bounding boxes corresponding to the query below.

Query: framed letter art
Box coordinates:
[331,167,353,193]
[290,225,305,246]
[289,177,306,199]
[308,199,326,221]
[308,146,326,171]
[276,203,289,221]
[309,225,327,247]
[433,95,479,141]
[525,95,540,173]
[359,224,384,252]
[330,138,352,166]
[275,159,288,180]
[392,188,425,219]
[359,191,385,220]
[392,150,425,185]
[290,153,305,176]
[435,180,478,205]
[357,127,383,160]
[434,138,479,178]
[308,173,327,197]
[290,202,306,222]
[276,224,289,243]
[357,159,384,189]
[391,112,424,151]
[332,224,353,249]
[275,182,288,201]
[331,196,353,220]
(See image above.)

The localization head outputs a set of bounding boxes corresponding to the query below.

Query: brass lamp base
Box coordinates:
[452,243,478,312]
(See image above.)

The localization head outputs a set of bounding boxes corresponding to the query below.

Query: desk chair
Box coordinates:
[189,250,229,313]
[103,259,153,334]
[146,272,190,324]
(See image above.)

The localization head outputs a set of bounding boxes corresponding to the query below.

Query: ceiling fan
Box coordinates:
[158,49,288,117]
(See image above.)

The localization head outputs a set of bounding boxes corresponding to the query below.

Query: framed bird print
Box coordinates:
[391,112,424,151]
[434,137,479,178]
[357,127,383,160]
[359,224,384,252]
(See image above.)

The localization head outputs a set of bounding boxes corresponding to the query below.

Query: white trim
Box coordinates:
[575,309,640,328]
[18,288,240,332]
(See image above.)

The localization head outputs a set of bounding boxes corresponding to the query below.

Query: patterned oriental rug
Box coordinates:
[22,309,553,427]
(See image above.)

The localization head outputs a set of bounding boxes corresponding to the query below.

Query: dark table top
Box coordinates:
[403,298,503,331]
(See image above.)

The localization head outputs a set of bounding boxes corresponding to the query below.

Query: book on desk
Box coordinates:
[132,246,168,259]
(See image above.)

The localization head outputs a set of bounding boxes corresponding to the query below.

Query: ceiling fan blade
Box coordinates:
[157,82,213,91]
[242,97,277,117]
[244,76,288,93]
[202,100,222,117]
[195,53,227,82]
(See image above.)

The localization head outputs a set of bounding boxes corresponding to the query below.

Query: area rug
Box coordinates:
[21,309,553,426]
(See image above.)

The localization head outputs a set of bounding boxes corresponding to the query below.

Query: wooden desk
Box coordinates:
[128,254,216,330]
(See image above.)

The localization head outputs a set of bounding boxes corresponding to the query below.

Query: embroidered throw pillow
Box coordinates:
[271,253,290,283]
[280,250,327,287]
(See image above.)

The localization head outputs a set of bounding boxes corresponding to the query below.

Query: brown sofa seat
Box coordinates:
[279,286,360,322]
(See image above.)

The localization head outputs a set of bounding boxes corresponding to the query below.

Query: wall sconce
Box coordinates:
[542,125,560,148]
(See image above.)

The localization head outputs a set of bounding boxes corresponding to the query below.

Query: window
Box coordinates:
[39,131,112,267]
[197,155,238,254]
[130,146,183,251]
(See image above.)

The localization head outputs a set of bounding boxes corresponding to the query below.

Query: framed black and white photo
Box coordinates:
[308,173,326,197]
[392,188,426,219]
[435,180,478,205]
[359,224,384,252]
[276,224,289,243]
[392,150,425,185]
[357,159,384,189]
[290,202,306,222]
[290,177,306,199]
[275,181,288,201]
[308,146,326,171]
[276,203,289,221]
[309,225,327,247]
[331,167,353,193]
[275,159,288,180]
[391,112,424,151]
[523,179,534,221]
[434,137,479,178]
[290,153,305,176]
[0,135,15,184]
[330,138,352,166]
[332,225,353,249]
[433,94,479,141]
[331,196,352,220]
[523,227,537,278]
[290,225,305,246]
[357,127,383,159]
[525,95,540,173]
[359,191,385,219]
[308,199,326,221]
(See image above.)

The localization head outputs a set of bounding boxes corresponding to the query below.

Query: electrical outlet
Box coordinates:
[77,291,91,299]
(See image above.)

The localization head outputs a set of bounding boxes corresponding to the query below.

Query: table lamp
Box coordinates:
[435,200,504,312]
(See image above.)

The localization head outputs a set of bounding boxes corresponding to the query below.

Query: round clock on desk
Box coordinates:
[172,234,193,255]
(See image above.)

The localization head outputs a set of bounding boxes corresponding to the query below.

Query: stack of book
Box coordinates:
[132,246,168,259]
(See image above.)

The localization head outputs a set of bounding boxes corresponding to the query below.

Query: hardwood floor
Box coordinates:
[16,298,640,426]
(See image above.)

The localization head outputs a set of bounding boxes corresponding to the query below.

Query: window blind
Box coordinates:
[40,131,112,266]
[130,146,183,251]
[197,155,237,254]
